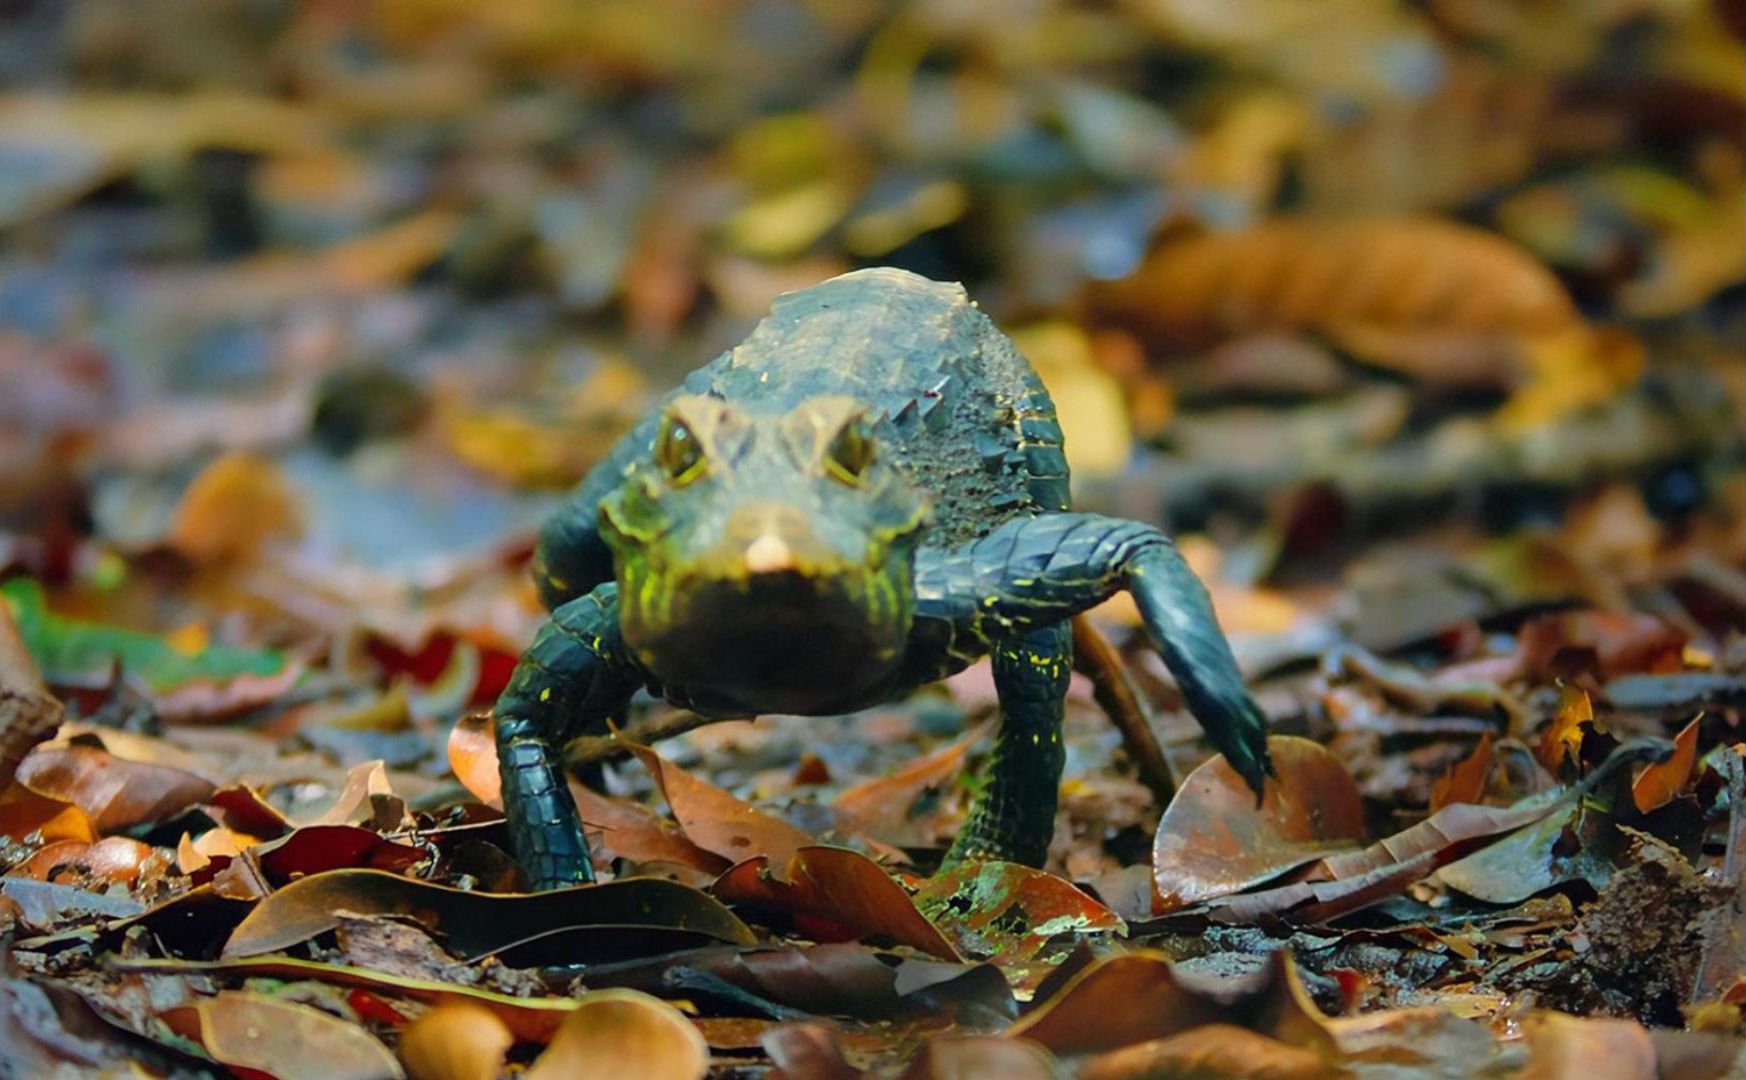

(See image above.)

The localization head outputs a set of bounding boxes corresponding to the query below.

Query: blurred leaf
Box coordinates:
[0,578,289,700]
[1631,714,1700,814]
[0,782,97,844]
[899,1035,1062,1080]
[1009,321,1132,479]
[712,846,958,960]
[1430,733,1496,811]
[1099,217,1581,349]
[1078,1024,1340,1080]
[16,745,214,834]
[523,988,707,1080]
[223,868,754,960]
[1153,736,1365,913]
[161,990,403,1080]
[445,713,501,807]
[1518,1010,1657,1080]
[571,781,728,875]
[165,453,301,563]
[398,1001,513,1080]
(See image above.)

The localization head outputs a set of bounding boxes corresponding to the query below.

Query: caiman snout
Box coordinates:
[720,503,833,578]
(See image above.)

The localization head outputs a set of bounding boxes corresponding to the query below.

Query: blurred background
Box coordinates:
[0,0,1742,723]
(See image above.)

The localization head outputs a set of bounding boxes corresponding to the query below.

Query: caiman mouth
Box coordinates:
[625,569,906,715]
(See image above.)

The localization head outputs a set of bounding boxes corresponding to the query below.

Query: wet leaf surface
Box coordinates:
[1153,736,1366,912]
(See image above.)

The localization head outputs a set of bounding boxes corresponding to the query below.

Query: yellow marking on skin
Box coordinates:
[539,688,552,702]
[745,533,796,574]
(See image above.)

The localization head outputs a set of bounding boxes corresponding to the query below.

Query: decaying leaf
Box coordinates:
[161,990,403,1080]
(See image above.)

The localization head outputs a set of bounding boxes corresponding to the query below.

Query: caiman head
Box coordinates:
[598,393,929,713]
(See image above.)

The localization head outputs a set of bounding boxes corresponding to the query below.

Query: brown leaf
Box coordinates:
[763,1022,862,1080]
[831,724,985,848]
[1098,217,1581,348]
[631,743,813,867]
[398,1001,514,1080]
[13,835,152,884]
[1153,736,1365,913]
[571,781,728,875]
[1518,612,1687,682]
[712,845,959,960]
[251,824,427,881]
[1630,714,1700,814]
[222,868,754,960]
[1430,732,1496,811]
[523,989,707,1080]
[1078,1025,1341,1080]
[161,990,402,1080]
[15,745,214,834]
[1007,951,1328,1058]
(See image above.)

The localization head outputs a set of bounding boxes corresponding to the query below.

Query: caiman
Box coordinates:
[493,267,1272,889]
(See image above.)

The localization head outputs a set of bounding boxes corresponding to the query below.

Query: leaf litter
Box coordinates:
[0,3,1743,1077]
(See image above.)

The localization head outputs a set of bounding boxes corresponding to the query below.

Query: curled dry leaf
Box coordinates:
[523,988,707,1080]
[1518,1011,1657,1080]
[630,743,814,868]
[16,745,215,834]
[398,1000,514,1080]
[712,845,958,960]
[1153,736,1365,913]
[1630,714,1700,814]
[571,781,728,875]
[222,867,754,960]
[161,990,403,1080]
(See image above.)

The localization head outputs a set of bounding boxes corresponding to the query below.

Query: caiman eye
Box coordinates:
[655,416,706,485]
[824,419,875,485]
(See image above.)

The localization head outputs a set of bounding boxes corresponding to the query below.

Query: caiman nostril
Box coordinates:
[744,533,796,574]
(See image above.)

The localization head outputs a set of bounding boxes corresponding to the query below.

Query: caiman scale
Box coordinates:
[494,268,1272,888]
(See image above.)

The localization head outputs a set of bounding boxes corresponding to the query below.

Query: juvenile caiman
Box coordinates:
[493,267,1272,889]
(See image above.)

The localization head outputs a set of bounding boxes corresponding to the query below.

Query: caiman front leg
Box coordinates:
[946,622,1071,867]
[493,584,642,889]
[921,514,1273,864]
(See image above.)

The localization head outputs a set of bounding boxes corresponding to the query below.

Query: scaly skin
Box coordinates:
[493,268,1272,888]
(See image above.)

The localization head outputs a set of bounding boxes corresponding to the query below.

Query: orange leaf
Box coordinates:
[631,744,813,868]
[1631,715,1701,814]
[1537,686,1594,773]
[712,846,959,960]
[447,713,501,807]
[1153,736,1365,913]
[398,1001,514,1080]
[1430,732,1495,811]
[0,780,96,843]
[524,989,707,1080]
[166,452,300,563]
[162,991,401,1080]
[831,724,984,847]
